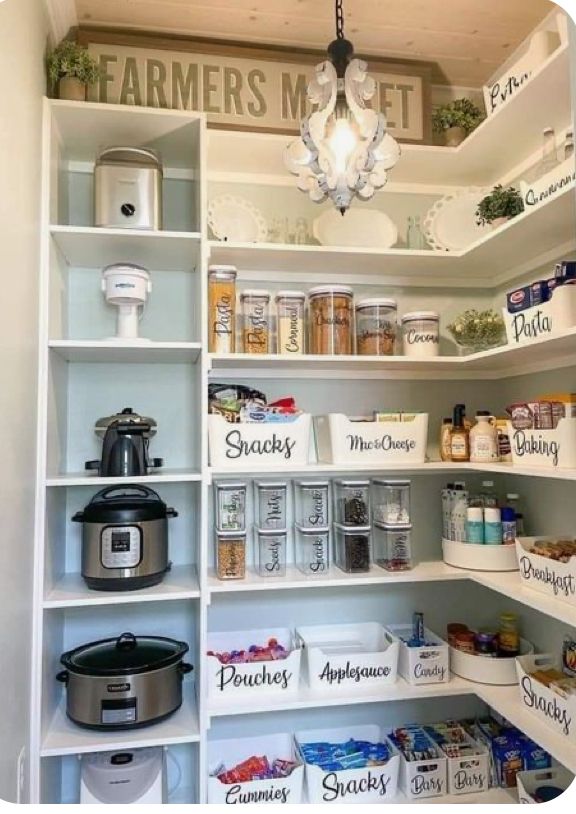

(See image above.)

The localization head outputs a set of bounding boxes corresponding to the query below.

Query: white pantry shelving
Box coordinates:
[31,18,576,802]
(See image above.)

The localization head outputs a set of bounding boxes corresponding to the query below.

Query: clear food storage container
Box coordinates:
[208,265,237,354]
[308,286,353,355]
[372,479,411,526]
[401,311,440,357]
[214,481,247,532]
[334,523,371,573]
[257,528,287,576]
[241,289,271,353]
[215,530,246,580]
[254,481,287,529]
[375,523,413,571]
[275,291,306,354]
[334,479,370,526]
[294,480,330,528]
[355,298,397,356]
[295,525,330,576]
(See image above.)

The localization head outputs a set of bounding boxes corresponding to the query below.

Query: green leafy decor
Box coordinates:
[476,184,524,226]
[432,98,485,135]
[47,40,102,87]
[448,308,506,352]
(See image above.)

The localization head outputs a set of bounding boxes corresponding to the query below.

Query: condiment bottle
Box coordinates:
[208,265,237,353]
[440,417,453,461]
[450,404,470,462]
[498,613,520,657]
[275,291,306,354]
[501,507,517,544]
[241,289,271,353]
[469,411,499,463]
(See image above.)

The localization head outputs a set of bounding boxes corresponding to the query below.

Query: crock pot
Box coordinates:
[57,633,193,730]
[72,485,177,591]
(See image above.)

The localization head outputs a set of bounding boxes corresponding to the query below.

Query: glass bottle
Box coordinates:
[450,404,470,462]
[565,131,574,160]
[407,215,426,250]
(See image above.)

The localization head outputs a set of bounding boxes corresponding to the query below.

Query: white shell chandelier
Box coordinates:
[285,0,401,214]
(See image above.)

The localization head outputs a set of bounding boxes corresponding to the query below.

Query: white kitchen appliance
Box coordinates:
[102,263,152,341]
[94,146,163,230]
[80,747,167,803]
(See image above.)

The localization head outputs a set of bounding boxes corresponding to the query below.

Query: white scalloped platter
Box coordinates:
[423,188,492,252]
[313,207,398,248]
[208,195,268,243]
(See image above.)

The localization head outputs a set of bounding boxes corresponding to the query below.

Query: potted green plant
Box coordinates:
[432,98,484,147]
[47,40,102,101]
[476,184,524,229]
[448,308,506,355]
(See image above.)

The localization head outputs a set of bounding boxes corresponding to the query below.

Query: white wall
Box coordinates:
[0,0,48,802]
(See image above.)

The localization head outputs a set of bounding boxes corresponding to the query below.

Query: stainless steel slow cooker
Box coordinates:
[57,633,193,730]
[72,485,177,591]
[94,147,163,230]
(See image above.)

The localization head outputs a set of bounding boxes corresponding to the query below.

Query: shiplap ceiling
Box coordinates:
[74,0,557,86]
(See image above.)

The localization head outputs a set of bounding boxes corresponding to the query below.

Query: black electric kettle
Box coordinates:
[85,407,164,477]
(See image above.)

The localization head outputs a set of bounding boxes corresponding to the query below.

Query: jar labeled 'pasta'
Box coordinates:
[355,298,397,356]
[208,265,237,353]
[401,311,439,357]
[241,289,271,353]
[309,286,353,355]
[275,291,306,354]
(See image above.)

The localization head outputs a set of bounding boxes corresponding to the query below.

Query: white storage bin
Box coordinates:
[507,418,576,469]
[208,732,304,804]
[296,725,400,804]
[387,624,449,685]
[450,638,534,685]
[503,284,576,346]
[314,414,428,465]
[516,537,576,605]
[427,729,489,796]
[516,766,574,804]
[516,653,576,740]
[208,413,312,469]
[206,628,301,705]
[396,734,447,800]
[442,538,519,571]
[296,623,399,693]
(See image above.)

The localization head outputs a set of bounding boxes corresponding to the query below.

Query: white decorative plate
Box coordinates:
[208,195,268,243]
[423,188,492,252]
[313,208,398,249]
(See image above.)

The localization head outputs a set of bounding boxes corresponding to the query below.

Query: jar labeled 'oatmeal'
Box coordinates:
[241,289,271,353]
[208,265,237,353]
[309,286,353,355]
[355,298,397,356]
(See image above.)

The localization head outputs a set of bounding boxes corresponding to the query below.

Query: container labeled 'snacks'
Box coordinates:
[295,526,330,576]
[208,265,237,353]
[309,286,353,355]
[276,291,306,354]
[294,480,330,528]
[241,289,271,353]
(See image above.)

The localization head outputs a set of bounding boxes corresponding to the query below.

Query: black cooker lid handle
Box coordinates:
[116,632,137,651]
[91,485,162,503]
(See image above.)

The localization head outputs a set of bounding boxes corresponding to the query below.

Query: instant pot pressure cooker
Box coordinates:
[72,485,177,591]
[57,633,192,730]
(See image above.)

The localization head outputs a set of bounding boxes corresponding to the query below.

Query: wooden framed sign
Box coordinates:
[77,27,433,144]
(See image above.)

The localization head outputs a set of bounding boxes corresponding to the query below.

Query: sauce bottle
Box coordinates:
[498,612,520,657]
[470,411,499,462]
[440,417,453,461]
[450,404,470,462]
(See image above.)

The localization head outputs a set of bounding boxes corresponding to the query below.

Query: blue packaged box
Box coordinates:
[506,280,550,313]
[492,735,524,788]
[518,735,551,772]
[555,261,576,281]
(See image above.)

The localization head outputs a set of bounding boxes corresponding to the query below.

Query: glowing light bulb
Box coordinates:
[327,116,359,174]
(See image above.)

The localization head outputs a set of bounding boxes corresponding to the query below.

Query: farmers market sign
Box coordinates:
[78,28,432,143]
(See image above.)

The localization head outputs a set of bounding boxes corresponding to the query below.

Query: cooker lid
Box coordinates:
[94,407,157,437]
[96,147,163,170]
[61,633,188,676]
[76,485,173,523]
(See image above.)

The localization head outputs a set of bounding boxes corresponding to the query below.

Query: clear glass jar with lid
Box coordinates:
[355,298,397,355]
[208,265,237,353]
[372,479,411,525]
[275,291,306,354]
[241,289,271,353]
[401,311,440,357]
[308,285,353,355]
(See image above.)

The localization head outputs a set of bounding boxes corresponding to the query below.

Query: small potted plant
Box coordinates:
[432,98,484,147]
[47,40,102,101]
[448,308,506,355]
[476,184,524,229]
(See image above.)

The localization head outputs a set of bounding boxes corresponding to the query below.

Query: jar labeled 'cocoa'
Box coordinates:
[309,286,353,355]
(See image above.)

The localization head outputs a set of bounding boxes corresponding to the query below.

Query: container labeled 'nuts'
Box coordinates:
[216,531,246,580]
[401,311,440,357]
[355,298,397,356]
[276,291,306,354]
[208,265,237,353]
[309,286,353,355]
[241,289,271,353]
[254,481,287,529]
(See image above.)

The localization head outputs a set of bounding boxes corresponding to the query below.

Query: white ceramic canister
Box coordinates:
[401,311,440,357]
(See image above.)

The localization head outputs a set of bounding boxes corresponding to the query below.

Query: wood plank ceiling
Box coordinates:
[75,0,557,86]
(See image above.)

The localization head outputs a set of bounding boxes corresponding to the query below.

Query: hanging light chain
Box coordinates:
[335,0,345,39]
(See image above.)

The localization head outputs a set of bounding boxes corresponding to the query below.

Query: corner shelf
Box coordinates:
[49,340,202,364]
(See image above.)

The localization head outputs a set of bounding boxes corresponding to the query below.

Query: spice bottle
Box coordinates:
[216,531,246,580]
[309,286,353,355]
[440,417,453,461]
[241,289,271,353]
[450,404,470,462]
[275,291,306,354]
[470,411,499,463]
[208,265,237,353]
[498,613,520,657]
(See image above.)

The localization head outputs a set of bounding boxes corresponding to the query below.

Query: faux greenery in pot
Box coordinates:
[448,308,506,354]
[47,40,102,101]
[432,98,484,147]
[476,184,524,228]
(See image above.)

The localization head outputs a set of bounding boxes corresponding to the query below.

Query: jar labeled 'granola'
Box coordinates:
[355,298,397,356]
[208,265,237,353]
[309,286,353,355]
[241,289,271,353]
